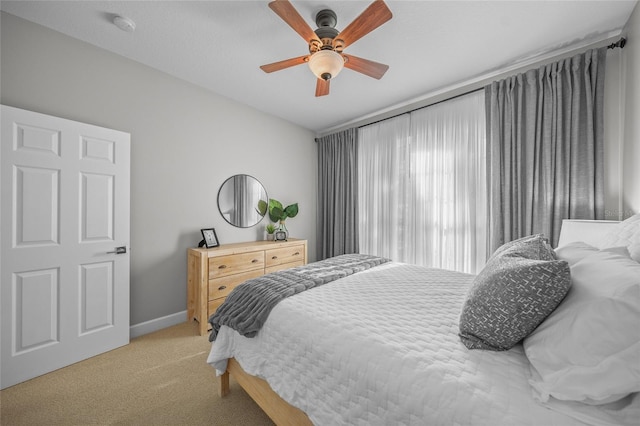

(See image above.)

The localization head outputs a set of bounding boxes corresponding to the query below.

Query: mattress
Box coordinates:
[207,262,632,425]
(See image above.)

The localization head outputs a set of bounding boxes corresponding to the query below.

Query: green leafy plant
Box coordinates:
[268,199,299,226]
[265,223,276,234]
[257,199,268,217]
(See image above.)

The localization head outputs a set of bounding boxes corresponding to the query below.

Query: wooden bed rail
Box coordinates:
[218,358,312,426]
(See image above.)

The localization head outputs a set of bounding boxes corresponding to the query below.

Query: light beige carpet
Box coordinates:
[0,321,274,426]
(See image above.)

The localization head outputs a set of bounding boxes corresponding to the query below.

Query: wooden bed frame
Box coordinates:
[218,357,313,426]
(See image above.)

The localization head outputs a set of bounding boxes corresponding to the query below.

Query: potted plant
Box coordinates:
[265,223,276,241]
[268,199,299,239]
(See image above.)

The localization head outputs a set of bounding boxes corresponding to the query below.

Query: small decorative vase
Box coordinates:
[266,233,275,241]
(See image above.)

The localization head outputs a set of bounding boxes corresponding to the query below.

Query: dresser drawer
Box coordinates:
[208,269,264,300]
[208,298,225,319]
[265,244,305,269]
[209,252,264,279]
[265,259,304,274]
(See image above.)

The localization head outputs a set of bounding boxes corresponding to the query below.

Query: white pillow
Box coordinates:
[523,248,640,405]
[597,213,640,262]
[555,241,599,266]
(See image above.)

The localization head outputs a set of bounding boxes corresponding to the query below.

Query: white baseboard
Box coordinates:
[129,310,187,339]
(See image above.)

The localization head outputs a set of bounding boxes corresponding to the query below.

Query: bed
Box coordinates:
[207,217,640,426]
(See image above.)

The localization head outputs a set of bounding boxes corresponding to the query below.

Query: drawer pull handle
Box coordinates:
[218,265,227,269]
[272,256,278,259]
[251,259,259,263]
[218,285,227,291]
[293,252,300,256]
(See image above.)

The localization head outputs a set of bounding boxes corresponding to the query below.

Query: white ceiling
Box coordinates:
[1,1,637,133]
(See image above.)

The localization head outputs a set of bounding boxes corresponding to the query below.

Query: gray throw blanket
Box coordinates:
[208,253,390,341]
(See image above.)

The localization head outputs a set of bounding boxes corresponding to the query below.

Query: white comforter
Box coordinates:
[207,262,630,425]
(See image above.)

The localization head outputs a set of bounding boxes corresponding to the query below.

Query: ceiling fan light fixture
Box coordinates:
[308,50,344,81]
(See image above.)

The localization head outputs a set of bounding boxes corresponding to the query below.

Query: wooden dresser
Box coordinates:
[187,238,308,335]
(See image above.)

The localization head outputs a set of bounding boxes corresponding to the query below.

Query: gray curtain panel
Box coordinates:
[316,128,359,260]
[485,47,606,252]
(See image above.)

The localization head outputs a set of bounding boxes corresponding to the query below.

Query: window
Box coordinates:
[358,91,486,273]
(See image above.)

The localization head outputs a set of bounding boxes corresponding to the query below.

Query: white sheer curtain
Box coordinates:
[358,91,487,273]
[358,114,411,261]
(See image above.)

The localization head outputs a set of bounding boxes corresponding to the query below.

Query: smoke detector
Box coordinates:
[113,15,136,33]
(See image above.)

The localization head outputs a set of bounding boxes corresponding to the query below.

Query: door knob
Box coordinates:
[107,246,127,254]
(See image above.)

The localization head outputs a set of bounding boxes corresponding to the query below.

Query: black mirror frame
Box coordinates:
[216,174,268,228]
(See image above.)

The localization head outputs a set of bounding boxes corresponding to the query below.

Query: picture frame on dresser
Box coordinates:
[200,228,219,248]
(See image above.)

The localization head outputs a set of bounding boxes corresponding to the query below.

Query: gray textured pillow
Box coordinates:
[489,234,556,262]
[459,237,570,351]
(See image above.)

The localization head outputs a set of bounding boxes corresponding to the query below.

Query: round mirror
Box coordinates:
[217,174,268,228]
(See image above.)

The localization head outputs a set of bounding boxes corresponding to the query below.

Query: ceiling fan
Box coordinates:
[260,0,392,97]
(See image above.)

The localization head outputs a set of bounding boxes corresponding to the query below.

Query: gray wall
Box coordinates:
[3,7,638,329]
[0,12,318,327]
[623,2,640,217]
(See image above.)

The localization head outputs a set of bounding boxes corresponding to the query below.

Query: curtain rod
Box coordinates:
[607,37,626,49]
[359,88,484,130]
[359,38,626,131]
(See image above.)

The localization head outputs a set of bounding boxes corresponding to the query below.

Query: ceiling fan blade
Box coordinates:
[268,0,320,44]
[315,79,330,97]
[343,54,389,79]
[337,0,392,49]
[260,55,309,73]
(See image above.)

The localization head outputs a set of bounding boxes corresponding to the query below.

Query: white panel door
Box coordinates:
[0,105,130,389]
